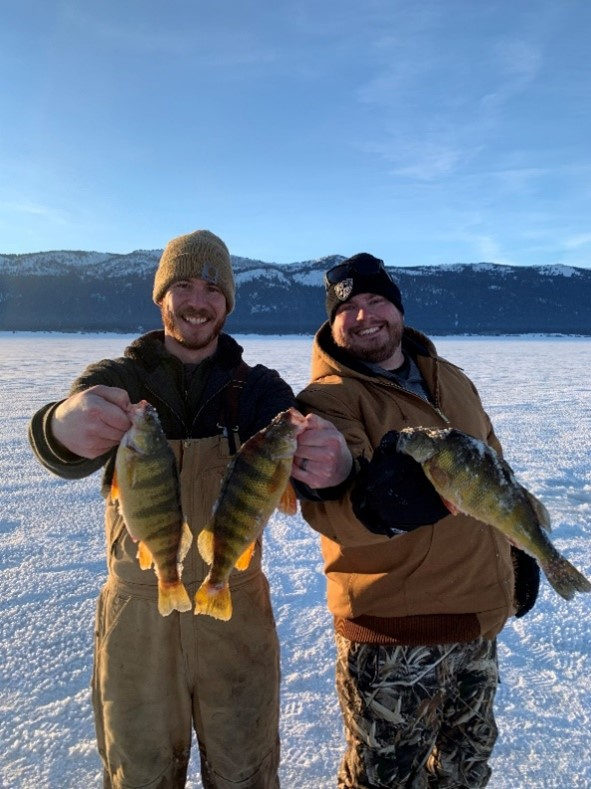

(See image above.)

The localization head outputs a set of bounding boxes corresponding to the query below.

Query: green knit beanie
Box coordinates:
[152,229,235,313]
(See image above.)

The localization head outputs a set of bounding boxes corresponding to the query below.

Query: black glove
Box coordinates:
[511,546,540,618]
[351,430,450,537]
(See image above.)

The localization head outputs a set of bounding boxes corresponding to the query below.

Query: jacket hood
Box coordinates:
[310,320,438,384]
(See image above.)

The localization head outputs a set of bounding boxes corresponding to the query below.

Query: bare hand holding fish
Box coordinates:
[53,385,133,458]
[111,400,192,616]
[396,426,591,601]
[195,408,306,621]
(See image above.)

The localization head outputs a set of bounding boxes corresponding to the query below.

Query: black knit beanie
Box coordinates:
[325,253,404,323]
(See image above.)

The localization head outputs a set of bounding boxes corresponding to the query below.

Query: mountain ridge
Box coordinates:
[1,250,590,335]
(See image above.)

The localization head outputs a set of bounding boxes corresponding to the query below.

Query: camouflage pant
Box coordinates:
[335,634,499,788]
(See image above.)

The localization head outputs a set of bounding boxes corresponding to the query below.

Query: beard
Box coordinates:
[161,304,226,351]
[334,320,404,364]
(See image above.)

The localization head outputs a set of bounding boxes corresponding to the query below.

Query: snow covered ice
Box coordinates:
[1,333,590,788]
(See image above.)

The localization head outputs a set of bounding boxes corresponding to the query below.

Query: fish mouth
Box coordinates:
[271,407,306,437]
[396,431,411,452]
[285,407,307,434]
[129,399,152,418]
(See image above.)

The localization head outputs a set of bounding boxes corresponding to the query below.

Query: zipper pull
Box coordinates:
[433,406,451,424]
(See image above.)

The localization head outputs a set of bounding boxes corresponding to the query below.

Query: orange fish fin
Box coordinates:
[110,471,120,503]
[234,542,256,571]
[442,498,460,516]
[197,527,214,565]
[194,579,232,621]
[177,521,193,565]
[278,481,298,515]
[158,580,192,617]
[137,541,154,570]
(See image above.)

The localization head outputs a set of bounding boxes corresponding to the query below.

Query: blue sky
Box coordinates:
[2,0,590,267]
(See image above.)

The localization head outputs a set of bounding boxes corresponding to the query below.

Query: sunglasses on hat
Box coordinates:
[324,255,390,291]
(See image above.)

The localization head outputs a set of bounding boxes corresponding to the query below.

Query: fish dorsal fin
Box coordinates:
[234,541,256,571]
[278,481,298,515]
[197,527,215,565]
[525,489,552,532]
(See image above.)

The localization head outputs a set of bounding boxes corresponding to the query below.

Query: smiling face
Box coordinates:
[331,292,405,368]
[160,277,228,363]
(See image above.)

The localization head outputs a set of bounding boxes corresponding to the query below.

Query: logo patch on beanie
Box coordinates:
[334,278,354,302]
[201,260,222,285]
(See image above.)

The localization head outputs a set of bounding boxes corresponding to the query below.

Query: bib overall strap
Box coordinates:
[218,360,251,455]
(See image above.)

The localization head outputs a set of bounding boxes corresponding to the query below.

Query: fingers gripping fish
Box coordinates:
[195,408,306,621]
[396,426,591,602]
[111,400,192,616]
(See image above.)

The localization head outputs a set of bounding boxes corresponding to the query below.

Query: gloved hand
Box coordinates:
[351,429,450,536]
[511,546,540,618]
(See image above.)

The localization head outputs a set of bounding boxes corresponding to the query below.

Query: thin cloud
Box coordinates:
[564,233,591,250]
[59,4,277,66]
[0,201,67,223]
[479,38,543,112]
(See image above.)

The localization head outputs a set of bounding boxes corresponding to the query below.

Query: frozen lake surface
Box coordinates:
[1,333,590,788]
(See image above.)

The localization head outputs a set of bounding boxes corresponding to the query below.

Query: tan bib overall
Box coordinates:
[92,435,280,789]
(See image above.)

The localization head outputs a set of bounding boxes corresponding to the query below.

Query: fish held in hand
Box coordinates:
[195,407,305,621]
[396,426,591,601]
[112,400,192,616]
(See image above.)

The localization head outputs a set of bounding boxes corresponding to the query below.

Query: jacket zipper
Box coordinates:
[378,378,451,425]
[144,383,189,434]
[144,379,234,439]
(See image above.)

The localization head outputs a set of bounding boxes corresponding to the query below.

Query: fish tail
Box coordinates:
[158,580,192,616]
[542,553,591,600]
[194,578,232,621]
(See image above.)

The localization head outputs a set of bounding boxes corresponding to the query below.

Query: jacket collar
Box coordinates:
[124,329,244,373]
[310,321,437,383]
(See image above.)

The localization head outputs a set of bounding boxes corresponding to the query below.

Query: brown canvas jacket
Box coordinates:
[297,323,515,641]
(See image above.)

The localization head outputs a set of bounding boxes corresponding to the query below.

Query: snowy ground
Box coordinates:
[1,333,590,789]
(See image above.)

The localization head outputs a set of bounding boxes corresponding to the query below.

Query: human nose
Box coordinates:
[185,286,208,308]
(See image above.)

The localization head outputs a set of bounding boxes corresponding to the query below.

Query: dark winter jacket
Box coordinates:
[29,330,294,488]
[28,330,296,592]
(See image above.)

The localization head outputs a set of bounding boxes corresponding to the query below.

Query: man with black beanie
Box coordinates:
[296,252,539,789]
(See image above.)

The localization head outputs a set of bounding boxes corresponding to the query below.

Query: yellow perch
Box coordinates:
[195,407,305,621]
[396,426,591,601]
[112,400,192,616]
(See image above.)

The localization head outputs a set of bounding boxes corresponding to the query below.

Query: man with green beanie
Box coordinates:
[28,229,351,788]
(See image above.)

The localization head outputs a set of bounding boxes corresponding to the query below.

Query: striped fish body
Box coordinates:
[195,408,305,620]
[112,401,192,616]
[397,426,591,601]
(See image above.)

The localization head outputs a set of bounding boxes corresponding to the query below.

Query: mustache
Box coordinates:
[179,308,213,321]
